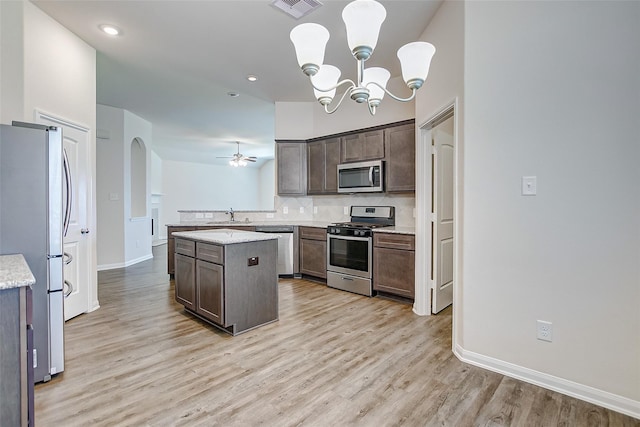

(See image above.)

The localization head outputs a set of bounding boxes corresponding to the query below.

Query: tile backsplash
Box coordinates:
[179,194,415,227]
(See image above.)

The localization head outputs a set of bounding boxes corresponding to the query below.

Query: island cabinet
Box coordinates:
[276,141,307,196]
[299,226,327,279]
[307,137,340,195]
[340,129,384,163]
[384,123,416,193]
[173,230,278,335]
[373,233,415,299]
[167,225,256,275]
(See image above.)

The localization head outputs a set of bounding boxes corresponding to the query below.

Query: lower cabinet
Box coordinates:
[373,233,415,299]
[0,286,33,427]
[174,237,278,335]
[299,226,327,279]
[196,259,223,325]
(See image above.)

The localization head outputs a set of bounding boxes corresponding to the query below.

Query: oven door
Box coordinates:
[326,234,372,279]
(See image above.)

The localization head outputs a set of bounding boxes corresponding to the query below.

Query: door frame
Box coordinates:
[414,98,461,335]
[34,109,98,314]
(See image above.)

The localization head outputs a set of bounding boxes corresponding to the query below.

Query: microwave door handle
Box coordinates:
[368,166,374,186]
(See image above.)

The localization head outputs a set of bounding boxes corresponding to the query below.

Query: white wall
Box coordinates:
[461,0,639,415]
[96,105,153,268]
[161,160,262,226]
[0,1,24,124]
[412,0,465,313]
[275,77,414,140]
[1,1,98,311]
[96,104,125,267]
[258,159,275,210]
[123,110,152,264]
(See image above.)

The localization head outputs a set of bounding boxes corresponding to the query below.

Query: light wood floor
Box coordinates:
[35,246,638,426]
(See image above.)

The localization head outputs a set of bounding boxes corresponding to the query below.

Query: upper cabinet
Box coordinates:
[384,123,416,193]
[340,129,384,163]
[307,137,340,195]
[277,120,415,196]
[276,141,307,196]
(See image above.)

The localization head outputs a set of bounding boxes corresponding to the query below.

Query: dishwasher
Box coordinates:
[254,225,294,277]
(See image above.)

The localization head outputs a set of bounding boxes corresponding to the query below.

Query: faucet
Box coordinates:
[226,208,235,222]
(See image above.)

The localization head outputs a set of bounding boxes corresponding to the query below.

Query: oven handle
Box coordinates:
[327,234,371,242]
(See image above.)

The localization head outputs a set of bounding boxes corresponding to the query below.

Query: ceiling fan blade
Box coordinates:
[245,158,257,162]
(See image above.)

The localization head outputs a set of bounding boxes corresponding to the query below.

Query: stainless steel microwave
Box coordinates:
[337,160,384,193]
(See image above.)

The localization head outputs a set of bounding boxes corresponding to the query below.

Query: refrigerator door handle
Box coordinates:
[63,252,73,265]
[63,148,72,237]
[64,280,73,298]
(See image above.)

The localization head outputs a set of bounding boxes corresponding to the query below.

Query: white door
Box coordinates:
[431,116,455,313]
[37,112,91,321]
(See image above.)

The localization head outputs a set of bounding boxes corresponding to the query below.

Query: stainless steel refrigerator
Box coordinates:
[0,121,68,383]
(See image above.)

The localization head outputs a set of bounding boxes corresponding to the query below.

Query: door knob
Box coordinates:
[81,228,90,234]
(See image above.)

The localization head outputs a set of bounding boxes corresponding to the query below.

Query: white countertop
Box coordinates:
[172,229,280,245]
[167,220,332,228]
[168,221,415,235]
[0,254,36,290]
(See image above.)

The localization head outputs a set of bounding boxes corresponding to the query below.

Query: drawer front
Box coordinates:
[373,233,415,250]
[197,242,224,264]
[299,226,327,241]
[175,238,196,257]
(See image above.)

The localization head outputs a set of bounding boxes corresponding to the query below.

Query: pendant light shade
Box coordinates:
[362,67,390,102]
[290,23,330,76]
[397,41,436,90]
[342,0,386,60]
[311,65,341,104]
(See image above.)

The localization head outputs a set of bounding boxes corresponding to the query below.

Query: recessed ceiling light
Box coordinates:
[247,75,258,82]
[227,92,240,97]
[99,24,121,36]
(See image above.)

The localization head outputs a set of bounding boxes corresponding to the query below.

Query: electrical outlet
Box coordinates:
[205,213,213,218]
[283,207,288,214]
[313,206,318,214]
[266,212,274,218]
[195,213,204,219]
[537,320,553,342]
[299,207,304,213]
[343,206,349,215]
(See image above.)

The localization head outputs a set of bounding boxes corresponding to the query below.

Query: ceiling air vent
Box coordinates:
[271,0,323,20]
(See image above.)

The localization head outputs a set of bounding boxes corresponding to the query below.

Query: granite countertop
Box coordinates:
[0,254,36,290]
[167,220,332,228]
[168,221,415,234]
[373,226,415,235]
[172,229,280,245]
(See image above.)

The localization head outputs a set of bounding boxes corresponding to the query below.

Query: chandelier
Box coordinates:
[289,0,436,116]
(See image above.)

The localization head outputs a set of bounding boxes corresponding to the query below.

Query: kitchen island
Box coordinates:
[172,229,279,335]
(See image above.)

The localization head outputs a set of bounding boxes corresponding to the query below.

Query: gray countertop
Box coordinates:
[0,254,36,290]
[167,221,415,234]
[172,229,280,245]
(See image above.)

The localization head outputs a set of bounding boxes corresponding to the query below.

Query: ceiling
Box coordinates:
[32,0,442,166]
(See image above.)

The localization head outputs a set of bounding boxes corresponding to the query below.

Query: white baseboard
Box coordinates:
[97,253,154,271]
[454,344,640,419]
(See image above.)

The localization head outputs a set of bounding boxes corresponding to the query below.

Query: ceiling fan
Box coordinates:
[216,141,257,167]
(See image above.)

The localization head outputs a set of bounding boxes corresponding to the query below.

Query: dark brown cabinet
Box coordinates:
[277,141,307,196]
[299,226,327,279]
[175,253,196,311]
[373,233,415,299]
[384,123,416,193]
[341,129,384,163]
[196,258,224,324]
[0,286,33,426]
[167,225,256,275]
[307,137,340,194]
[174,236,278,335]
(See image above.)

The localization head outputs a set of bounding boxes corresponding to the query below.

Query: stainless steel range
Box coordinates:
[326,206,395,296]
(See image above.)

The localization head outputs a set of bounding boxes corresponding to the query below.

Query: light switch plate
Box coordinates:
[313,206,318,214]
[266,212,274,218]
[109,192,119,201]
[283,207,288,214]
[299,206,304,213]
[344,206,349,215]
[195,213,204,219]
[522,176,537,196]
[205,213,213,218]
